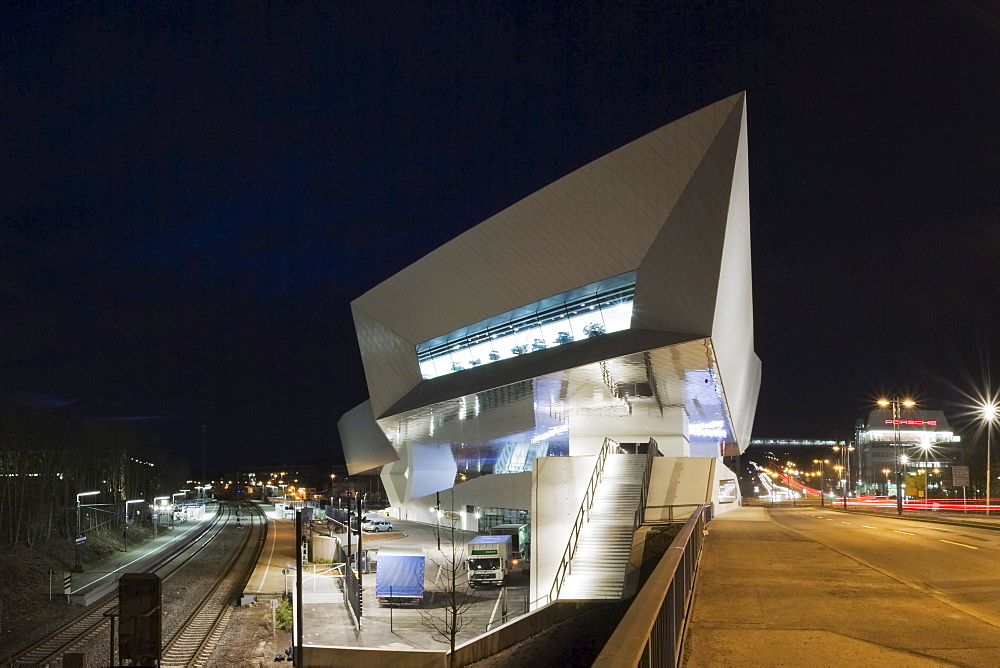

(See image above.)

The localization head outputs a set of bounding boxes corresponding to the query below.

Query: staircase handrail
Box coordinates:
[549,437,621,602]
[633,439,660,531]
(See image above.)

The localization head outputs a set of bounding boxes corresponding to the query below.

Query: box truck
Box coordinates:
[489,523,529,561]
[467,535,511,588]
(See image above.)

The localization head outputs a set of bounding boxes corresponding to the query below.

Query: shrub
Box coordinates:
[274,597,293,631]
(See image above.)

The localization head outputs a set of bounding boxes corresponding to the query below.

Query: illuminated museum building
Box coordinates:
[339,93,760,599]
[857,408,961,491]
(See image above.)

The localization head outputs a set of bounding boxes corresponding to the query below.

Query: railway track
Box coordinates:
[7,500,266,667]
[160,503,265,667]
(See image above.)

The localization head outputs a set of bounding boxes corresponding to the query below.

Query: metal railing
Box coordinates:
[637,503,704,526]
[593,503,714,668]
[336,542,362,627]
[549,437,621,602]
[633,439,660,531]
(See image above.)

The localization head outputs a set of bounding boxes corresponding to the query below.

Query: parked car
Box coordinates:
[362,518,394,533]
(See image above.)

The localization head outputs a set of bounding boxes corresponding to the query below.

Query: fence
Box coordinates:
[336,542,362,626]
[592,503,713,667]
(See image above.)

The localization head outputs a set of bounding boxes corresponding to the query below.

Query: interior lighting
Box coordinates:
[531,424,570,444]
[689,420,727,438]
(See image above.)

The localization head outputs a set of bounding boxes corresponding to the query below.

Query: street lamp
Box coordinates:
[921,467,940,504]
[74,490,100,571]
[878,397,915,515]
[812,459,830,506]
[833,443,856,501]
[882,469,892,494]
[124,499,144,550]
[979,399,998,516]
[125,499,144,522]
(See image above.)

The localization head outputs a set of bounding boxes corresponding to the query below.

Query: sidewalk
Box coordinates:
[682,506,1000,667]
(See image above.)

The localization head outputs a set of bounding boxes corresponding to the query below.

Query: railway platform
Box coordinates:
[68,502,218,605]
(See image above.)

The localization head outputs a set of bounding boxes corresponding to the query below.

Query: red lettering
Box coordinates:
[883,419,937,426]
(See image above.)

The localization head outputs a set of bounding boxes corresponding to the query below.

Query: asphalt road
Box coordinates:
[771,506,1000,627]
[683,506,1000,667]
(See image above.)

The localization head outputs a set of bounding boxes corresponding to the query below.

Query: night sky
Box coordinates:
[3,2,998,472]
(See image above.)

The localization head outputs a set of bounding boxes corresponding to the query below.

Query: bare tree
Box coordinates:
[419,495,476,666]
[0,405,190,549]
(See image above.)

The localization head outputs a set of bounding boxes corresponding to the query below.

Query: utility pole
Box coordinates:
[356,492,363,590]
[295,510,304,666]
[201,425,207,497]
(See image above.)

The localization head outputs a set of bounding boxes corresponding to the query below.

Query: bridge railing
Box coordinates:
[592,503,713,668]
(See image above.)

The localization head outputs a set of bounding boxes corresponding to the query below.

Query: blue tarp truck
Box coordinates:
[375,545,425,606]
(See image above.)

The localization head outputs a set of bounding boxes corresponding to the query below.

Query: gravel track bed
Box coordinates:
[1,505,258,667]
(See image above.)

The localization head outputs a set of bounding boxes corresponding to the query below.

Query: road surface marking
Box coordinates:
[940,539,978,550]
[893,530,915,535]
[255,513,280,591]
[841,521,851,524]
[862,525,878,529]
[488,585,505,629]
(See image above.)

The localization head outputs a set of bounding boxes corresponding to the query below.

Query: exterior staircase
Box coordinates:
[558,453,646,599]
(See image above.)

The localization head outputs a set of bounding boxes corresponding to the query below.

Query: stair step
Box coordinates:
[555,456,647,602]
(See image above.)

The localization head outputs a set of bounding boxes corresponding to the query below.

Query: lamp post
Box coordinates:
[434,491,441,551]
[124,499,144,550]
[882,469,891,495]
[878,397,915,515]
[921,468,940,504]
[979,399,998,516]
[74,491,100,571]
[153,496,169,536]
[171,492,187,527]
[833,443,856,500]
[813,459,829,506]
[833,465,844,508]
[833,441,854,507]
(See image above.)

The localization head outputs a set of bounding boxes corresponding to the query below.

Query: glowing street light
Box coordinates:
[878,398,915,515]
[124,499,144,550]
[979,398,999,516]
[125,499,145,522]
[812,459,830,506]
[833,443,856,503]
[74,490,100,571]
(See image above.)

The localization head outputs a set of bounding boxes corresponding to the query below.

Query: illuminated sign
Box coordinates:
[884,419,937,426]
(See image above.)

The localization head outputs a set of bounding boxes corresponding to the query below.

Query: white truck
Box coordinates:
[466,534,511,588]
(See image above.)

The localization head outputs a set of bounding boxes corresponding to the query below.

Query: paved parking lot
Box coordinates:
[256,514,530,650]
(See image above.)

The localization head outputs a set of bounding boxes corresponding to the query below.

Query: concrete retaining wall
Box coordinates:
[312,534,340,562]
[302,645,447,667]
[301,600,591,667]
[450,600,592,665]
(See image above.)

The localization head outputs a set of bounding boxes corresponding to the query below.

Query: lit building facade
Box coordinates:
[339,93,760,532]
[858,408,961,494]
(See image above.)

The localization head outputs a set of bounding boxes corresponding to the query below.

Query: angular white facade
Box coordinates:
[340,93,760,511]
